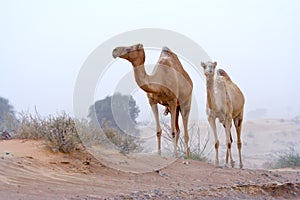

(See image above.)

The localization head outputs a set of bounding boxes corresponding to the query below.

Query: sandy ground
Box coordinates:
[0,119,300,199]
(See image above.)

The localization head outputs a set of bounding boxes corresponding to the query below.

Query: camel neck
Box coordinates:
[206,78,217,110]
[133,64,157,93]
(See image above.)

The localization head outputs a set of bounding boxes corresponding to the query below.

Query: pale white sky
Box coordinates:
[0,0,299,120]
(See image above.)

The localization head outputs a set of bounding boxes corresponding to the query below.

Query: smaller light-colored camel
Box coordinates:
[201,61,245,168]
[112,44,193,159]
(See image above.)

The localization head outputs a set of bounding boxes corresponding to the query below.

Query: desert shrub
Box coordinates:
[102,126,142,154]
[273,147,300,169]
[15,111,142,154]
[74,119,105,147]
[17,112,46,139]
[16,112,81,153]
[44,113,81,153]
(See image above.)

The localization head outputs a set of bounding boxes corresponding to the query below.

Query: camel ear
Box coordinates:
[137,44,143,50]
[201,62,206,68]
[213,61,217,67]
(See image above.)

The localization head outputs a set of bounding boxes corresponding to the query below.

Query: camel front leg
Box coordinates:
[169,104,178,158]
[150,103,162,155]
[208,116,219,166]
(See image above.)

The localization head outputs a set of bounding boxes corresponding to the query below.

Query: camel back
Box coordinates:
[159,47,193,86]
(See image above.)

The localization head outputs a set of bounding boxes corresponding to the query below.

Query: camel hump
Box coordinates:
[161,46,176,58]
[217,69,232,82]
[162,46,175,55]
[162,46,171,52]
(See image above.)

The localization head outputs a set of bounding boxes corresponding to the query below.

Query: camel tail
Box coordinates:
[217,69,232,82]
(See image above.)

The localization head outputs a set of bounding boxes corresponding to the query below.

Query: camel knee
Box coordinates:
[157,131,162,137]
[171,132,175,139]
[215,140,219,149]
[184,134,189,144]
[237,141,242,150]
[227,142,232,149]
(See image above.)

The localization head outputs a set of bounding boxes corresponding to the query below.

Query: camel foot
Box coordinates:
[231,160,235,168]
[239,163,243,169]
[173,153,178,158]
[215,160,219,167]
[183,160,190,165]
[157,150,161,156]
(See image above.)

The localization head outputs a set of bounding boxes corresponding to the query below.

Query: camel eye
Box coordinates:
[126,48,131,54]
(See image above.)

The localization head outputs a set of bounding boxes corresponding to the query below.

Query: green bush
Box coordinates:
[273,148,300,169]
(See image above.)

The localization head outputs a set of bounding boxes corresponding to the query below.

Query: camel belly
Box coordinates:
[147,92,178,106]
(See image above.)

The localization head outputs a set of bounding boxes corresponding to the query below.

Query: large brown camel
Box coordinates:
[201,61,245,168]
[112,44,193,159]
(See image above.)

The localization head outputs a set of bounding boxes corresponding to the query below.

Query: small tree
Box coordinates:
[88,93,140,135]
[88,93,142,153]
[0,97,17,131]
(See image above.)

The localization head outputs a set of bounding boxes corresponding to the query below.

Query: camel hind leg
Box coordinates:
[175,105,180,149]
[224,118,235,168]
[225,133,233,166]
[234,111,244,169]
[180,99,191,160]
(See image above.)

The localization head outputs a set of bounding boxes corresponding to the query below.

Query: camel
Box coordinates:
[201,61,245,168]
[112,44,193,159]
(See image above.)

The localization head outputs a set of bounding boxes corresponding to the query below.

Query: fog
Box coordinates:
[1,0,299,120]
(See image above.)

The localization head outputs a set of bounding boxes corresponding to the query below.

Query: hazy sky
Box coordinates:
[1,0,299,120]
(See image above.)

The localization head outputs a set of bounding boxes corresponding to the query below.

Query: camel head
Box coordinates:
[112,43,145,67]
[201,61,217,78]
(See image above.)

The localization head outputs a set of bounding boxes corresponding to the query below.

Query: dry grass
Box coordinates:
[263,147,300,169]
[14,112,142,154]
[160,117,210,161]
[101,122,142,154]
[16,112,81,153]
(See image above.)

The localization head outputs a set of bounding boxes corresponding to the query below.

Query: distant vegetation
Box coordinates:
[88,93,142,153]
[88,93,140,135]
[263,147,300,169]
[0,95,142,154]
[0,97,17,131]
[246,108,268,119]
[273,147,300,169]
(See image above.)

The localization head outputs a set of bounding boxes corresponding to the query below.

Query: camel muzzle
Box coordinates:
[112,48,122,59]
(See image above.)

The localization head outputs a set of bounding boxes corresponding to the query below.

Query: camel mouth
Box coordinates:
[112,44,143,59]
